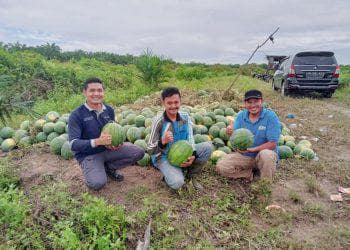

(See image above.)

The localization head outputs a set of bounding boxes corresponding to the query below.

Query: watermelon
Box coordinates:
[214,109,225,116]
[46,132,60,143]
[229,128,254,151]
[224,108,235,116]
[18,136,32,147]
[298,140,312,148]
[278,136,285,146]
[145,134,150,144]
[135,115,146,127]
[61,141,74,160]
[283,135,295,143]
[212,138,225,149]
[0,137,3,145]
[34,119,46,131]
[45,111,60,122]
[300,148,315,160]
[193,113,204,125]
[194,134,210,144]
[193,125,202,135]
[59,134,68,140]
[50,136,66,155]
[293,144,305,155]
[215,115,227,125]
[203,116,214,128]
[168,140,194,167]
[0,127,14,139]
[219,128,230,141]
[218,146,231,154]
[36,132,47,142]
[134,139,147,150]
[14,129,28,142]
[144,118,153,128]
[20,120,31,131]
[285,140,296,150]
[210,150,227,164]
[102,122,126,146]
[214,122,226,129]
[209,126,220,138]
[1,138,16,152]
[126,127,142,143]
[126,113,137,125]
[120,119,128,126]
[58,113,70,123]
[206,112,216,121]
[137,153,151,166]
[139,127,146,139]
[279,145,294,159]
[43,122,55,134]
[54,121,66,134]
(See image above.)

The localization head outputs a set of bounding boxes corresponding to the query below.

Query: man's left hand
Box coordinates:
[236,147,256,154]
[180,156,195,168]
[106,143,123,151]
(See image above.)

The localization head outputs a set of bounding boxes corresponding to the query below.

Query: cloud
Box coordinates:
[0,0,349,63]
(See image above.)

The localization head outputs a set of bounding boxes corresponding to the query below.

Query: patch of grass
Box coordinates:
[302,203,324,220]
[289,190,303,204]
[250,179,272,210]
[304,175,323,196]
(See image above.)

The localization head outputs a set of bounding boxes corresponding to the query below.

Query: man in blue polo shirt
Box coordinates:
[68,77,144,190]
[216,89,280,181]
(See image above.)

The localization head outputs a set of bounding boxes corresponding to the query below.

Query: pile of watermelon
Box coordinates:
[1,102,316,167]
[278,123,316,160]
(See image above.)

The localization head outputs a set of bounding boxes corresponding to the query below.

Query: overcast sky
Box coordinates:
[0,0,349,64]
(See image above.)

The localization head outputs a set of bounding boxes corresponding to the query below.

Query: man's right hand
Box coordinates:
[226,120,234,136]
[161,131,174,145]
[95,132,112,146]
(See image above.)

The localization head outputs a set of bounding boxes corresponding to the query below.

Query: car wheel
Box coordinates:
[281,82,289,97]
[323,91,332,98]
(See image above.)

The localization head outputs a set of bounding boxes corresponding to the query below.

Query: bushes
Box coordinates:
[134,50,166,88]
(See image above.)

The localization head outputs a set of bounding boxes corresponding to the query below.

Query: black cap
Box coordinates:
[244,89,263,101]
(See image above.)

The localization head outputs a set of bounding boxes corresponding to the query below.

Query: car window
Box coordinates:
[293,55,336,65]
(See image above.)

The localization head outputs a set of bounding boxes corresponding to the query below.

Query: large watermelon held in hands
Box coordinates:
[102,122,126,146]
[229,128,254,151]
[168,140,194,167]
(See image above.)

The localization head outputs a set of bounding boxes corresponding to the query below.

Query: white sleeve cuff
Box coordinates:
[90,139,96,148]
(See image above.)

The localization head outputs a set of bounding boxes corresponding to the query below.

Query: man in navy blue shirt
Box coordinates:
[216,89,280,181]
[68,77,144,190]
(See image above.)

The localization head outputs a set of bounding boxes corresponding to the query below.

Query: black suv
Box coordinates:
[272,51,340,97]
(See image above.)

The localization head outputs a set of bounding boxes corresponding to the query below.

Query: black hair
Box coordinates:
[83,77,104,90]
[161,87,181,100]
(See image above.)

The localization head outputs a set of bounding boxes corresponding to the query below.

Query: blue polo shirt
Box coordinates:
[234,107,281,158]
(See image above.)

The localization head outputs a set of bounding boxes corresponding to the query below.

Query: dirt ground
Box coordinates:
[7,88,350,248]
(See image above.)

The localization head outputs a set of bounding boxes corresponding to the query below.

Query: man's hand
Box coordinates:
[236,147,256,154]
[161,130,174,145]
[226,119,234,136]
[180,155,195,168]
[95,132,112,146]
[106,143,123,151]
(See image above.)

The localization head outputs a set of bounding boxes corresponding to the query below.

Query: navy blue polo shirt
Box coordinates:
[234,107,281,158]
[68,103,115,162]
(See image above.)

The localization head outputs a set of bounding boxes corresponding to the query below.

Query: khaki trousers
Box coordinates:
[216,149,277,181]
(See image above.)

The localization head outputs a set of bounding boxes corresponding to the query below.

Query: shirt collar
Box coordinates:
[163,111,183,122]
[84,102,106,112]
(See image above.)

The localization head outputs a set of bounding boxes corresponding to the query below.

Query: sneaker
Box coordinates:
[191,179,204,191]
[106,169,124,182]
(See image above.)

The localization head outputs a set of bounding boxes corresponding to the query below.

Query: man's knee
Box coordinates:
[257,149,276,162]
[166,176,185,190]
[86,176,107,191]
[130,144,145,161]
